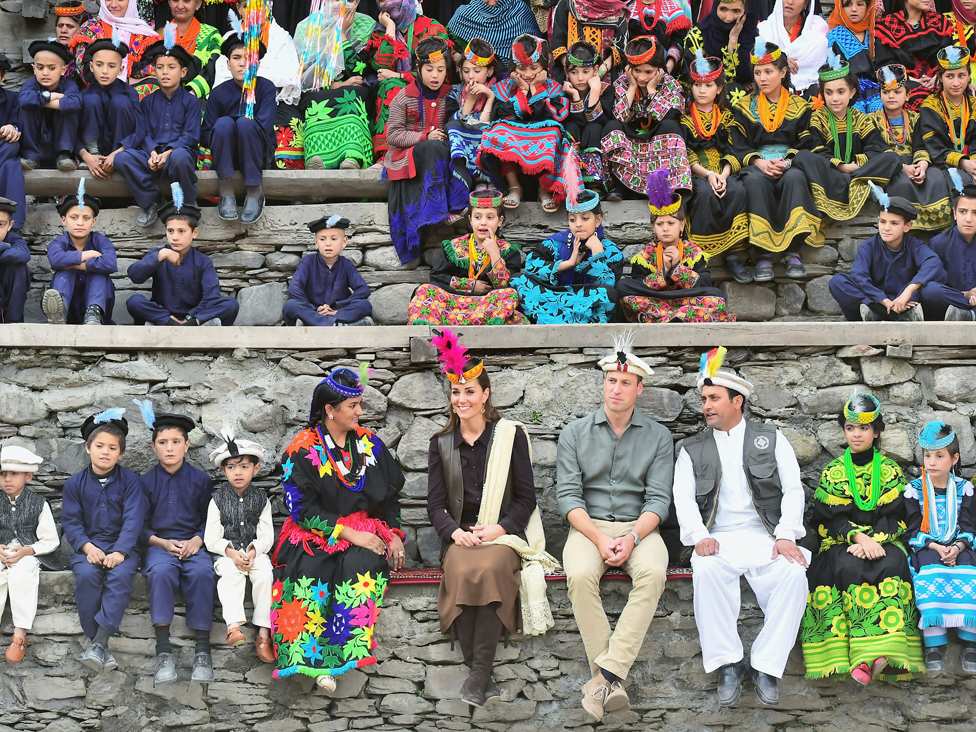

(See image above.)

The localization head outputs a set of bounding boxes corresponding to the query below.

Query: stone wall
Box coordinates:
[16,202,877,325]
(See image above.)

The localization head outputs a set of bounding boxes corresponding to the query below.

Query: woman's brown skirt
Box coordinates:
[438,543,522,634]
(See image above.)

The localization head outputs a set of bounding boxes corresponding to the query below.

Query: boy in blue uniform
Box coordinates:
[283,215,373,326]
[0,55,26,231]
[114,27,201,228]
[18,40,81,177]
[126,191,239,326]
[829,186,947,321]
[0,198,30,323]
[44,182,117,325]
[927,183,976,321]
[78,37,145,182]
[201,32,275,225]
[61,409,146,673]
[137,407,216,685]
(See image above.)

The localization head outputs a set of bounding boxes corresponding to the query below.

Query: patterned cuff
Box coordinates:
[948,152,964,168]
[830,157,843,168]
[569,99,585,114]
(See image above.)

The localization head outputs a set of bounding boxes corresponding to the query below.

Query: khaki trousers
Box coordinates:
[0,555,40,630]
[564,520,668,680]
[214,554,273,628]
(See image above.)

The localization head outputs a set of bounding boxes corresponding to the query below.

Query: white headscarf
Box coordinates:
[97,0,157,46]
[757,0,828,93]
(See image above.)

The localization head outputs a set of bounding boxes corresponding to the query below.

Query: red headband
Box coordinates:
[513,35,543,67]
[625,36,657,66]
[55,3,85,14]
[690,58,723,83]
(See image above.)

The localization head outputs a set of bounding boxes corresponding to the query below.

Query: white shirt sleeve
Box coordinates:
[204,499,230,556]
[673,447,710,546]
[773,429,806,542]
[30,503,60,557]
[250,502,275,556]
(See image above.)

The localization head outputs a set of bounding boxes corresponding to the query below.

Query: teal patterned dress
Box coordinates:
[271,425,404,680]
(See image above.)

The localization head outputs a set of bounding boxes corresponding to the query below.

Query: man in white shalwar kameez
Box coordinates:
[673,347,810,707]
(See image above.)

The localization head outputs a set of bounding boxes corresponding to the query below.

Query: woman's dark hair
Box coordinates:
[464,38,499,81]
[690,69,728,108]
[626,36,667,70]
[308,370,362,427]
[818,68,859,99]
[927,424,961,457]
[86,424,127,454]
[510,37,551,72]
[837,394,885,435]
[415,37,456,83]
[434,360,502,437]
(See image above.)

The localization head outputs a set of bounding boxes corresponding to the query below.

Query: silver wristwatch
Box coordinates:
[629,530,641,546]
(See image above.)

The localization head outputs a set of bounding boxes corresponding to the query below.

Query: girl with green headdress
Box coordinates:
[800,392,924,683]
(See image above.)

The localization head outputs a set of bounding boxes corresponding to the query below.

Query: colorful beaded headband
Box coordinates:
[55,2,86,15]
[690,49,722,83]
[877,64,907,90]
[324,367,365,399]
[567,41,598,68]
[919,420,956,450]
[938,45,971,70]
[750,37,782,65]
[470,191,503,208]
[464,41,495,67]
[513,35,543,67]
[819,50,850,82]
[566,190,601,213]
[625,36,657,66]
[844,393,881,425]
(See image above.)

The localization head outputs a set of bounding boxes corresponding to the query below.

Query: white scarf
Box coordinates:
[757,0,828,93]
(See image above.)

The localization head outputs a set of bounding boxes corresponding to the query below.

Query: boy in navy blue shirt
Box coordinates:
[201,32,275,225]
[61,409,145,673]
[283,216,373,326]
[0,55,25,231]
[44,183,117,325]
[126,194,239,325]
[78,37,145,182]
[927,183,976,321]
[829,188,947,321]
[0,198,30,323]
[137,407,216,685]
[18,40,81,178]
[114,29,201,228]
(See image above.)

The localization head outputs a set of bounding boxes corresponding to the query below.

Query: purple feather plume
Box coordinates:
[646,168,673,210]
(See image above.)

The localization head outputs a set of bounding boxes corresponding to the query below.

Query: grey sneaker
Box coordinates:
[154,652,177,686]
[962,646,976,673]
[200,318,221,326]
[101,649,118,672]
[57,154,77,172]
[294,318,305,326]
[20,157,39,170]
[83,304,104,326]
[42,288,64,324]
[859,303,881,322]
[899,305,923,322]
[190,652,214,683]
[946,305,976,321]
[79,642,105,672]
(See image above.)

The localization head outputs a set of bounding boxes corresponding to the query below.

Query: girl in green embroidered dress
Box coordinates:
[800,393,924,683]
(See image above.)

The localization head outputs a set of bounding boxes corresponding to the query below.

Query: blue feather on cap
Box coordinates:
[827,50,843,71]
[111,23,120,49]
[920,420,947,445]
[94,407,125,424]
[753,36,767,59]
[132,399,155,428]
[868,180,890,211]
[76,177,85,211]
[881,66,896,85]
[326,214,342,228]
[171,182,184,212]
[693,48,710,77]
[949,167,964,194]
[947,46,964,64]
[163,21,177,51]
[229,9,243,37]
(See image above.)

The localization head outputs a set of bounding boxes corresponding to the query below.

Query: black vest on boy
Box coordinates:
[0,488,44,547]
[212,484,268,551]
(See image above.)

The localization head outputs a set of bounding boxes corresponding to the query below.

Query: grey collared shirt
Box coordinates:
[556,406,674,523]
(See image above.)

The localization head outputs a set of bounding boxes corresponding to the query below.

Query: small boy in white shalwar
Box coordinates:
[0,445,60,663]
[205,433,275,663]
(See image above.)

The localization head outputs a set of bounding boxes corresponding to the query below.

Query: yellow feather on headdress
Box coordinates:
[699,346,728,379]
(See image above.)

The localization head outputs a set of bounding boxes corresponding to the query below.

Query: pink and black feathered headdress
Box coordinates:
[431,329,483,384]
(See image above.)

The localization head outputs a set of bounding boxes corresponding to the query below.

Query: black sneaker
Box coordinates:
[724,253,753,284]
[753,257,774,282]
[57,154,77,172]
[784,254,806,279]
[190,651,214,683]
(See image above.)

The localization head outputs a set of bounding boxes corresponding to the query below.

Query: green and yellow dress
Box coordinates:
[800,448,924,680]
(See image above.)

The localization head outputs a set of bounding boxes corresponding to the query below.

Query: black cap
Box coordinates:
[221,33,267,60]
[308,216,350,233]
[0,197,17,215]
[0,54,10,72]
[81,413,129,441]
[158,199,202,226]
[144,39,200,82]
[28,39,73,64]
[152,412,196,435]
[57,194,102,217]
[959,184,976,199]
[85,37,129,61]
[885,196,918,221]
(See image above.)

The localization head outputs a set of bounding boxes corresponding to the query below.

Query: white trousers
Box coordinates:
[214,554,273,628]
[690,530,810,677]
[0,556,40,630]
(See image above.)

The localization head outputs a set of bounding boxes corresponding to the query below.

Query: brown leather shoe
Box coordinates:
[5,636,27,663]
[254,636,275,663]
[226,626,247,647]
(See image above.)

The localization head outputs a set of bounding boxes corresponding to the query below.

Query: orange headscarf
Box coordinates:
[827,0,875,59]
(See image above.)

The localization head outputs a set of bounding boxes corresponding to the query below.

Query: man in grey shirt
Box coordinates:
[556,333,673,723]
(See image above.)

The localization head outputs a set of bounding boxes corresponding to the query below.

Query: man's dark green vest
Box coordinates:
[678,420,784,536]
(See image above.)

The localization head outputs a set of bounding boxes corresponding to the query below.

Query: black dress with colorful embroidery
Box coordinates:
[875,11,953,111]
[800,449,924,680]
[679,107,749,255]
[792,106,902,221]
[271,426,404,681]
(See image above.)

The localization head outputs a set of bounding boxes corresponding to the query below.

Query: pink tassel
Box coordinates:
[562,145,582,207]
